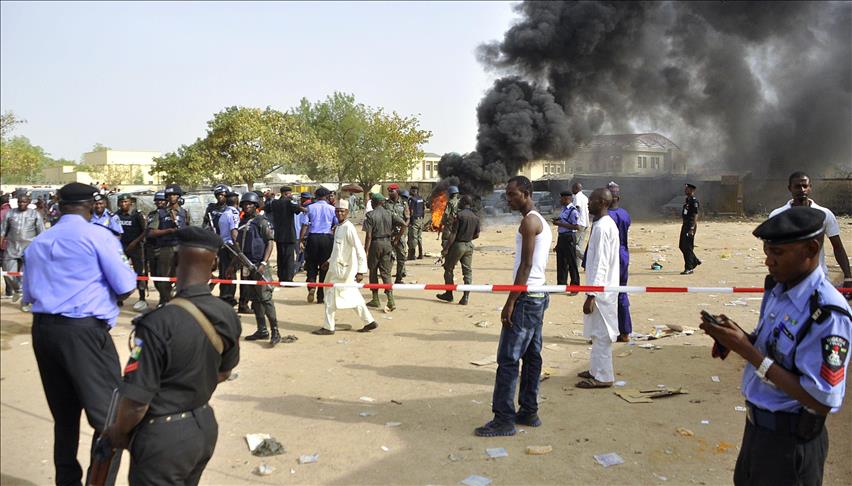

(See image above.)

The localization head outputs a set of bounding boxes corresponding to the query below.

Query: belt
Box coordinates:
[745,401,825,438]
[455,240,472,243]
[34,314,107,329]
[144,404,209,425]
[308,233,333,237]
[372,236,391,239]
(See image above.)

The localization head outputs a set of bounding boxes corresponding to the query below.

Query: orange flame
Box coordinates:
[430,192,448,231]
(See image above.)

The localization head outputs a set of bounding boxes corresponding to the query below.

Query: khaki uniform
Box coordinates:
[364,206,405,307]
[387,199,410,281]
[441,196,459,249]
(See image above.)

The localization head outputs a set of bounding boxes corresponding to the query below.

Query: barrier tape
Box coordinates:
[3,271,851,294]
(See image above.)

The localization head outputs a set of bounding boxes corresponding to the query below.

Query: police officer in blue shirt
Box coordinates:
[90,193,123,235]
[216,191,240,306]
[700,207,851,486]
[22,182,137,486]
[552,190,581,288]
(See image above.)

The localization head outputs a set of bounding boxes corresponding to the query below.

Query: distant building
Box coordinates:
[407,152,442,182]
[42,149,164,185]
[520,133,687,181]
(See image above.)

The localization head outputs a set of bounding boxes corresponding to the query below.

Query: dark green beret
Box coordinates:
[753,207,825,245]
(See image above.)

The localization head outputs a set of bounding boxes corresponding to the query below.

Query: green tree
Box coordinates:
[0,136,50,184]
[294,93,431,192]
[151,140,212,187]
[1,111,25,139]
[91,143,111,152]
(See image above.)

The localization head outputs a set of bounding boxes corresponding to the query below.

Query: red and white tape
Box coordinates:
[3,271,851,294]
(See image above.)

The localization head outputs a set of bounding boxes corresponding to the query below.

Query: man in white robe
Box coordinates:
[578,188,620,388]
[312,200,378,335]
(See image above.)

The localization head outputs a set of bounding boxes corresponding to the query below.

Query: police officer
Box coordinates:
[407,186,425,260]
[265,185,307,282]
[437,195,480,306]
[699,207,851,486]
[364,193,406,313]
[202,184,230,233]
[441,185,460,251]
[143,191,166,301]
[300,187,337,304]
[679,183,701,275]
[90,193,123,235]
[238,192,280,345]
[386,184,410,283]
[147,184,190,305]
[116,193,148,311]
[22,182,137,486]
[102,226,241,485]
[217,191,240,306]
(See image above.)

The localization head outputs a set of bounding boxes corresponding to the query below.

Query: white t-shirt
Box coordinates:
[769,199,840,276]
[514,210,552,287]
[573,190,589,228]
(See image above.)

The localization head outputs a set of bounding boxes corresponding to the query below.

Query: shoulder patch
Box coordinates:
[820,335,848,386]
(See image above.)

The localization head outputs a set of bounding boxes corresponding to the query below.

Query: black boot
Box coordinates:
[245,326,269,341]
[458,292,470,306]
[269,323,281,346]
[437,291,453,302]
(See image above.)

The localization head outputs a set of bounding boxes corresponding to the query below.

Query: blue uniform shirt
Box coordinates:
[91,209,124,235]
[305,200,338,235]
[558,203,579,234]
[218,206,240,244]
[742,267,851,413]
[22,214,137,327]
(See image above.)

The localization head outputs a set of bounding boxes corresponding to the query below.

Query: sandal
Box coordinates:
[577,370,594,379]
[576,377,613,389]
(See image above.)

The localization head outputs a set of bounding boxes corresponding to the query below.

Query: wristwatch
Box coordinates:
[756,357,774,382]
[259,261,267,266]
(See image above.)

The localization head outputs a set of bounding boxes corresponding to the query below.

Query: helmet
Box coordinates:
[447,186,459,195]
[213,184,231,195]
[240,191,260,206]
[117,193,132,201]
[400,190,410,198]
[153,191,166,201]
[164,184,183,196]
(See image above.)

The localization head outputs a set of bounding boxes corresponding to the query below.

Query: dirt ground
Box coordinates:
[2,215,851,486]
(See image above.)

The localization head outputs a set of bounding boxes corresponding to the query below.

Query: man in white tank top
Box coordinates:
[475,176,551,437]
[577,188,620,388]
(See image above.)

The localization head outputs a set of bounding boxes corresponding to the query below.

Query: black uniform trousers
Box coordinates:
[734,418,828,486]
[304,233,333,302]
[126,248,146,299]
[129,405,218,486]
[276,240,297,282]
[555,232,580,286]
[154,245,177,304]
[678,224,700,271]
[31,315,122,486]
[217,247,236,304]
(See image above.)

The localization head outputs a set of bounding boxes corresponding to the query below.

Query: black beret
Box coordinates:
[315,187,330,198]
[753,207,825,245]
[560,191,573,197]
[58,183,97,203]
[177,226,223,252]
[685,183,697,189]
[280,186,293,193]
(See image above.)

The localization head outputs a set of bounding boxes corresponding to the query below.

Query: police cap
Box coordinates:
[300,192,312,199]
[93,194,106,202]
[400,190,410,198]
[240,191,260,206]
[177,226,223,252]
[58,183,97,203]
[685,183,697,189]
[559,190,573,197]
[153,191,166,201]
[117,193,132,201]
[753,207,825,245]
[164,184,183,196]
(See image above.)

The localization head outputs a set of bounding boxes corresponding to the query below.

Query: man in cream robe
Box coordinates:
[578,188,620,388]
[312,200,378,335]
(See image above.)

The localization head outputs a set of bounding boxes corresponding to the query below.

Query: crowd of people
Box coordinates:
[1,170,850,485]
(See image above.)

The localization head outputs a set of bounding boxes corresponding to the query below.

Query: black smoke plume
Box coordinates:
[440,1,852,194]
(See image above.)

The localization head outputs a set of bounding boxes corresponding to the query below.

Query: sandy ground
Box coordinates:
[1,215,851,486]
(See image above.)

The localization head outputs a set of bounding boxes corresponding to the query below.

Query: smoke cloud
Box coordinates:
[440,1,852,194]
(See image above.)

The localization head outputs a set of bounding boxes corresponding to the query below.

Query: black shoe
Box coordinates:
[680,269,694,275]
[436,292,453,303]
[238,305,253,314]
[312,328,335,335]
[358,322,378,333]
[270,328,281,345]
[695,259,702,267]
[245,330,269,341]
[515,412,542,427]
[458,293,469,306]
[474,420,516,437]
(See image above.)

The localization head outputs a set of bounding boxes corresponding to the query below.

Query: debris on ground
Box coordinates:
[359,411,376,417]
[461,474,492,486]
[734,405,747,412]
[390,399,403,405]
[543,343,560,351]
[474,320,490,328]
[540,368,555,381]
[614,387,689,404]
[675,427,694,437]
[385,421,402,427]
[251,438,286,457]
[245,433,271,452]
[227,371,239,381]
[359,396,376,402]
[526,445,553,455]
[485,447,508,459]
[593,452,625,468]
[470,356,497,366]
[281,335,298,343]
[711,375,720,382]
[298,454,319,464]
[381,446,390,452]
[254,463,275,476]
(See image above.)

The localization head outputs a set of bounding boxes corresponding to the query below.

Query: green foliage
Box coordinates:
[91,143,111,152]
[1,111,25,139]
[0,136,50,184]
[293,92,432,192]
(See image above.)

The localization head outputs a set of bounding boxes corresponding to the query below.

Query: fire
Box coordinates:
[430,192,448,231]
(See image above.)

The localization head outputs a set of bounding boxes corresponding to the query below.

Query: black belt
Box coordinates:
[308,233,333,237]
[34,313,107,329]
[455,240,472,243]
[745,402,825,439]
[144,404,209,425]
[372,236,391,239]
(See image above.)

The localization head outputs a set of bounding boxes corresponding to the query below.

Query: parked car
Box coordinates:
[482,190,509,215]
[532,191,555,214]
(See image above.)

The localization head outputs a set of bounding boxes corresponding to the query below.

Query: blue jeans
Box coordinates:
[492,293,549,424]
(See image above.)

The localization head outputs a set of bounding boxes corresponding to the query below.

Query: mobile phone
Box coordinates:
[701,310,721,325]
[701,310,730,360]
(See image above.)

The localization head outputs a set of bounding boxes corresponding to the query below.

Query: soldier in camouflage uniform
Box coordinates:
[386,184,410,284]
[364,194,406,311]
[441,186,460,251]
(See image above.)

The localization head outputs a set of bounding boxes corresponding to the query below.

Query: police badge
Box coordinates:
[820,335,848,386]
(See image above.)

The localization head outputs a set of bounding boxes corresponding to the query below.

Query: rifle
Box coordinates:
[223,242,267,282]
[87,389,120,486]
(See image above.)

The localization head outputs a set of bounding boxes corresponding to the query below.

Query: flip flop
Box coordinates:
[577,370,594,379]
[575,377,613,389]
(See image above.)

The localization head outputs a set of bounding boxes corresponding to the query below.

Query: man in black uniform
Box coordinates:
[265,185,307,282]
[102,226,241,485]
[116,193,148,311]
[407,186,425,260]
[436,195,480,306]
[202,184,229,233]
[679,183,701,275]
[147,184,190,304]
[144,191,166,297]
[238,192,281,345]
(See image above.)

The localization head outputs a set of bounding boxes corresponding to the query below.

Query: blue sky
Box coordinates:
[1,1,518,161]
